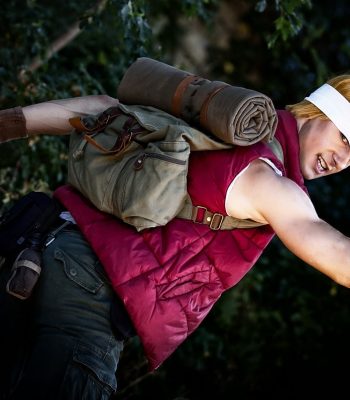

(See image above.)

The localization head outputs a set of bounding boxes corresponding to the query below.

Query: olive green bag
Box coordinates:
[68,104,283,231]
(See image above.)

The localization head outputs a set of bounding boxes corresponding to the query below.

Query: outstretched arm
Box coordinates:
[23,95,119,135]
[227,159,350,287]
[0,95,119,142]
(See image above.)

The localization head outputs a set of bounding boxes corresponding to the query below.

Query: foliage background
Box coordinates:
[2,0,350,398]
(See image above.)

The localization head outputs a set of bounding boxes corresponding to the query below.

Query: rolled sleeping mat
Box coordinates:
[117,57,277,146]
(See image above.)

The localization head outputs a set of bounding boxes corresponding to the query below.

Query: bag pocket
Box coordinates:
[116,140,189,231]
[68,130,131,214]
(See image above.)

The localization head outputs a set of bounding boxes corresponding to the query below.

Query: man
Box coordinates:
[1,75,350,399]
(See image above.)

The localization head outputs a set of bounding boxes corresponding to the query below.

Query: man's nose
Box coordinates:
[335,148,350,171]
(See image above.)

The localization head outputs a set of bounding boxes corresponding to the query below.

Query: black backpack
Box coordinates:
[0,191,63,259]
[0,192,64,300]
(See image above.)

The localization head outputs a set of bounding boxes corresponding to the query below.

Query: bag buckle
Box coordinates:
[191,206,207,223]
[209,213,224,230]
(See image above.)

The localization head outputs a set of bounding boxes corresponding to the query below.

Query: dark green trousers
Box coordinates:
[0,229,123,399]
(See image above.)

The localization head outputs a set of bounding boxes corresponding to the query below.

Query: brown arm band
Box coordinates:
[0,107,28,143]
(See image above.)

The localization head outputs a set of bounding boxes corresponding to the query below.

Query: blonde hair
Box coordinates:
[286,75,350,120]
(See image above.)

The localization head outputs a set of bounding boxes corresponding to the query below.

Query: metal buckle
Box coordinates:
[191,206,207,223]
[209,213,224,230]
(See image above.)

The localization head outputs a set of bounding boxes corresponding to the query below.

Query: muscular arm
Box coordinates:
[23,95,119,135]
[0,95,119,142]
[227,160,350,287]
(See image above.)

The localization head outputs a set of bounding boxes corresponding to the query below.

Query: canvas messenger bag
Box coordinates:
[68,103,283,232]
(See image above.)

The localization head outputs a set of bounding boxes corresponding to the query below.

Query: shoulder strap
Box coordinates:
[177,138,284,230]
[177,201,266,230]
[266,137,284,164]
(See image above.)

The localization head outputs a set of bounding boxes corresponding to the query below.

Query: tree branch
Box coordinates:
[19,0,108,81]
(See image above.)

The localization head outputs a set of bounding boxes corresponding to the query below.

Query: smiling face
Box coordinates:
[298,117,350,180]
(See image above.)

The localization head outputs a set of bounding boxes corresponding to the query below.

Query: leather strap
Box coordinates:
[69,106,123,133]
[69,116,87,132]
[177,201,266,230]
[171,75,199,117]
[70,107,146,155]
[199,84,229,128]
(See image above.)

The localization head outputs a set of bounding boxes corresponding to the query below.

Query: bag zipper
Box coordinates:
[133,152,186,170]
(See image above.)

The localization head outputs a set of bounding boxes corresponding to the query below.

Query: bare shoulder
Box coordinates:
[227,159,317,225]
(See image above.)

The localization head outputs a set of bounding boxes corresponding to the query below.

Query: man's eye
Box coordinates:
[341,133,349,145]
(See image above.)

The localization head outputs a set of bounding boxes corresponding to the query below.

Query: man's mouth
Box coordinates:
[316,155,328,173]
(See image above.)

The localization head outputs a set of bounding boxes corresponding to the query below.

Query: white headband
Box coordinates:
[305,83,350,141]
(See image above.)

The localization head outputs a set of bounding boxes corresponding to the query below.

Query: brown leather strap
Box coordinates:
[83,134,115,154]
[199,84,229,128]
[69,107,123,133]
[70,107,146,155]
[171,75,199,117]
[69,116,86,132]
[83,116,145,155]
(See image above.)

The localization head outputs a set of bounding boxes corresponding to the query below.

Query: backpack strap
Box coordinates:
[177,201,267,230]
[266,136,284,164]
[177,137,284,230]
